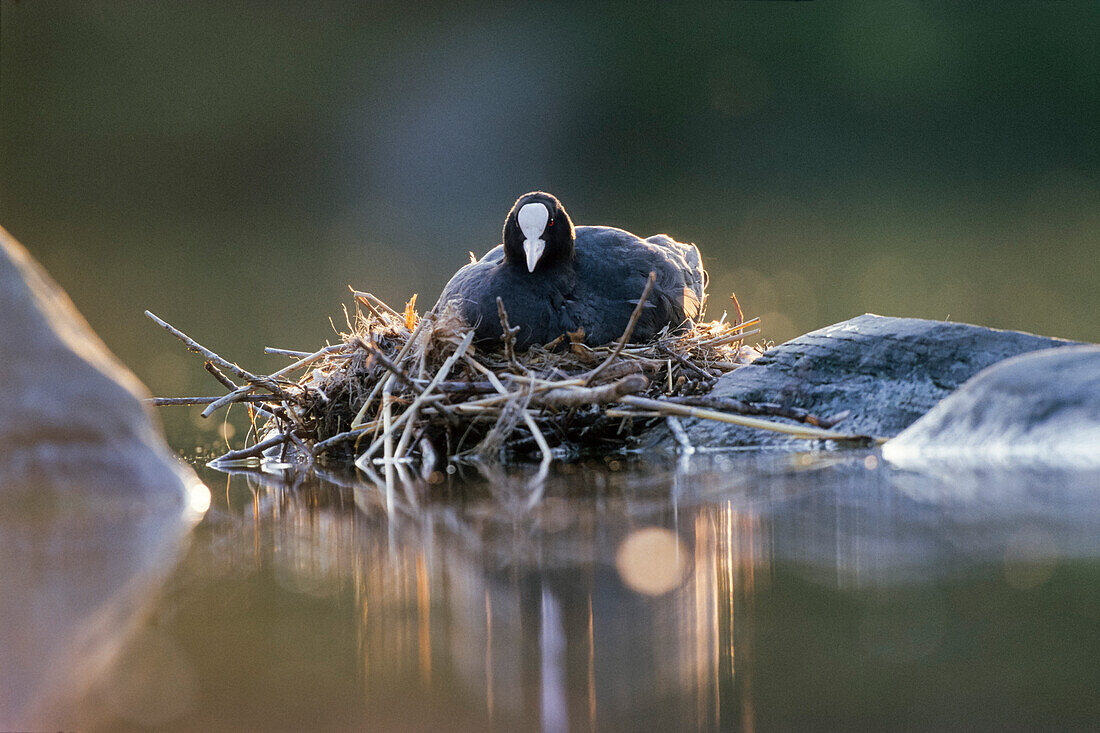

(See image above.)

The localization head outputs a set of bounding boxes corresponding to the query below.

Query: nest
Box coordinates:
[149,280,858,474]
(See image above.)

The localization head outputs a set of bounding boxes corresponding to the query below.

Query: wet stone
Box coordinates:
[884,345,1100,467]
[644,313,1083,451]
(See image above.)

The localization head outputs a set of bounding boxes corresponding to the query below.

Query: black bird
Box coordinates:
[434,192,707,350]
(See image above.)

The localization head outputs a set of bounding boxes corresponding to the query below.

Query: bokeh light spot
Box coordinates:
[615,527,688,596]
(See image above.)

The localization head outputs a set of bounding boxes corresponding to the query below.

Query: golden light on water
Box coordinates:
[186,480,211,519]
[615,527,689,596]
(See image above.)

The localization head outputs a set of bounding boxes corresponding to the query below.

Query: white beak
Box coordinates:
[523,239,545,273]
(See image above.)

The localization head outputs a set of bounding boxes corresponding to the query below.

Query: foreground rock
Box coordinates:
[883,345,1100,467]
[0,225,198,498]
[0,225,204,729]
[645,314,1081,451]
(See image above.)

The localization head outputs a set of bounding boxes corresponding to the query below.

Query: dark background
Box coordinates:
[3,2,1098,441]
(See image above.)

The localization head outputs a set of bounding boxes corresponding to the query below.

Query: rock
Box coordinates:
[883,345,1100,468]
[645,314,1081,451]
[0,225,205,728]
[0,224,197,498]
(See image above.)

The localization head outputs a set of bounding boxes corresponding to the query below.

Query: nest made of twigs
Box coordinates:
[148,281,867,473]
[291,284,759,466]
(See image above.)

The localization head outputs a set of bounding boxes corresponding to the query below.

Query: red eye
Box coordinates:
[549,219,554,227]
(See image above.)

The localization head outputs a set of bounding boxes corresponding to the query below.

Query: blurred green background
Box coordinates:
[2,2,1098,443]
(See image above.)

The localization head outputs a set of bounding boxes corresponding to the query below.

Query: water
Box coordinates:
[31,449,1100,731]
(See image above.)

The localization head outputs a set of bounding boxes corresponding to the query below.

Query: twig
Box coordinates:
[583,272,655,386]
[356,335,420,393]
[313,425,373,454]
[202,359,276,421]
[151,395,282,406]
[666,395,848,428]
[496,297,520,368]
[201,342,341,418]
[412,379,496,394]
[264,347,311,358]
[618,395,878,442]
[699,328,760,348]
[352,289,404,321]
[145,311,289,395]
[209,432,289,465]
[351,314,430,428]
[667,416,694,453]
[145,311,300,419]
[657,344,715,382]
[358,331,475,463]
[537,374,647,408]
[204,362,238,391]
[697,317,760,347]
[522,410,552,493]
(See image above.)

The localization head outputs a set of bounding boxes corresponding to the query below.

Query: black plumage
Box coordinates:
[433,192,706,350]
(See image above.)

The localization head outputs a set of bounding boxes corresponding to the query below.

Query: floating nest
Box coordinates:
[149,281,855,474]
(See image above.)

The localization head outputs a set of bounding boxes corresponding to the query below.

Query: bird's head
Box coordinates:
[502,191,575,273]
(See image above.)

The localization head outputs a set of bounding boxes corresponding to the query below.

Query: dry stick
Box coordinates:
[200,342,343,418]
[358,331,475,463]
[501,374,587,388]
[696,319,760,348]
[204,361,238,391]
[580,359,645,383]
[666,395,847,429]
[465,354,509,394]
[145,311,293,402]
[209,432,289,465]
[583,272,656,386]
[264,347,311,358]
[201,386,259,417]
[700,328,760,349]
[392,379,428,459]
[369,377,397,510]
[147,312,345,418]
[411,379,496,394]
[357,336,420,393]
[316,398,457,456]
[351,315,430,428]
[467,354,550,467]
[312,423,378,455]
[496,297,520,368]
[657,344,717,382]
[352,289,404,321]
[152,395,283,406]
[349,288,402,316]
[522,410,553,488]
[201,361,278,422]
[617,395,878,442]
[265,345,349,360]
[537,374,648,408]
[268,344,350,378]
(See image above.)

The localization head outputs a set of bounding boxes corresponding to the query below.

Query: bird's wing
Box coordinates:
[645,234,706,320]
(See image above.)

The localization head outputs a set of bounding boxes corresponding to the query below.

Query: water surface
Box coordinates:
[77,450,1100,731]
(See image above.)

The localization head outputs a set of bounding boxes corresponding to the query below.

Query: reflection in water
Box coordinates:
[100,453,1100,731]
[0,479,205,729]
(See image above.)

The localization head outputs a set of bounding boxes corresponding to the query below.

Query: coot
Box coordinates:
[434,192,706,350]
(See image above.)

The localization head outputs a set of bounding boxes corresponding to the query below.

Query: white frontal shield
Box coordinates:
[518,202,550,272]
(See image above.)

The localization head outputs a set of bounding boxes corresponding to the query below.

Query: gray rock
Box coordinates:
[0,225,196,498]
[646,314,1081,450]
[883,345,1100,468]
[0,225,204,728]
